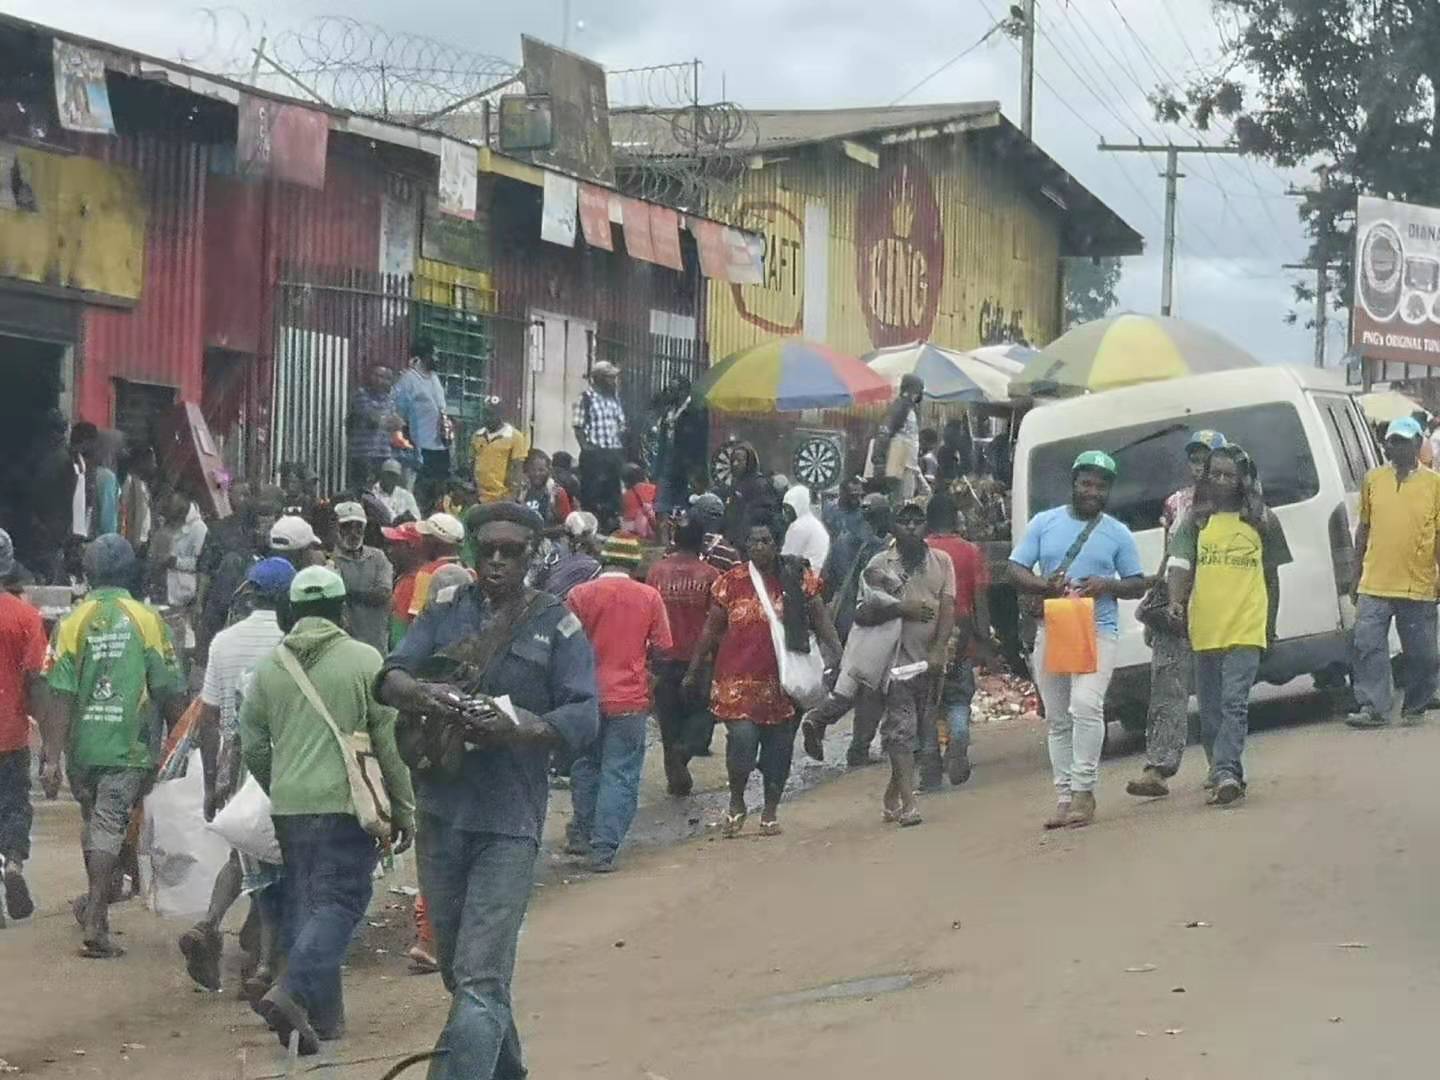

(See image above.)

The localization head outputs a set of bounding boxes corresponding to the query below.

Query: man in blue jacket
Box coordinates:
[379,501,598,1080]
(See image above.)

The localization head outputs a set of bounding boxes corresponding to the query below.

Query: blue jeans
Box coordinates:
[568,712,648,861]
[417,818,538,1080]
[942,659,976,750]
[1352,594,1439,718]
[1195,647,1261,785]
[272,814,378,1033]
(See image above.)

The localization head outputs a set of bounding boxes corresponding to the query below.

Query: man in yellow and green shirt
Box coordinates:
[1166,446,1291,806]
[41,535,185,958]
[1347,415,1440,729]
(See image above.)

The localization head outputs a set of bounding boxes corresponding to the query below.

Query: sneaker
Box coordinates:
[1399,710,1427,727]
[256,986,320,1057]
[178,925,223,991]
[1125,767,1169,799]
[1213,777,1245,806]
[1345,710,1389,729]
[588,855,617,874]
[1043,799,1073,830]
[1065,790,1097,828]
[944,743,972,786]
[2,862,34,921]
[562,830,590,857]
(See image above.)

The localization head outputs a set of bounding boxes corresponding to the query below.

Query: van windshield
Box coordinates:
[1027,402,1321,532]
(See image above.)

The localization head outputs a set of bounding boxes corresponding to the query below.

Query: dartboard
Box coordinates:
[710,443,736,488]
[793,434,842,492]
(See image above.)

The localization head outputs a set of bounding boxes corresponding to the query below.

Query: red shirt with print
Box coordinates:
[646,552,721,662]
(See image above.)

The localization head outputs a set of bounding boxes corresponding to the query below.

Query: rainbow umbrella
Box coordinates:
[694,338,894,412]
[1013,314,1257,395]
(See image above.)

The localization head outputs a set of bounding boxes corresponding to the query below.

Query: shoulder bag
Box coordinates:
[749,562,826,708]
[276,646,393,842]
[1019,515,1101,619]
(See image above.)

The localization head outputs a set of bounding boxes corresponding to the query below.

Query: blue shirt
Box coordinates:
[393,367,448,452]
[381,585,599,840]
[1009,506,1143,636]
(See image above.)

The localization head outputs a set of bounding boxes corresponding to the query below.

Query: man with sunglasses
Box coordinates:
[378,501,598,1080]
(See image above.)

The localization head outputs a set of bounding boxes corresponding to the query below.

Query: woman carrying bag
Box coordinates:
[685,516,841,837]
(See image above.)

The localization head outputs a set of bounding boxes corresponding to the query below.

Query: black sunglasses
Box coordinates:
[474,540,530,561]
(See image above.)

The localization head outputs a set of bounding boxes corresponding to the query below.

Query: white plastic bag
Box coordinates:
[750,562,825,708]
[138,750,232,917]
[208,774,281,863]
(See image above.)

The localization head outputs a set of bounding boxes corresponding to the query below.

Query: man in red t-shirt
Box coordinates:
[0,530,47,920]
[924,495,993,787]
[566,534,672,872]
[645,513,721,795]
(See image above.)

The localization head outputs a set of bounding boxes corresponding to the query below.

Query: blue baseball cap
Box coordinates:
[1385,416,1424,441]
[247,557,297,597]
[1186,429,1227,451]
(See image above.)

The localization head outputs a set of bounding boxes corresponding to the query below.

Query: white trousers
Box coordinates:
[1032,629,1118,795]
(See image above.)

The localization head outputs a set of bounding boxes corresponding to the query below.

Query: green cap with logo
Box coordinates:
[290,565,347,603]
[1071,450,1117,476]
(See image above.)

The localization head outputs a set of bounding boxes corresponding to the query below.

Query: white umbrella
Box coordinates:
[864,341,1037,403]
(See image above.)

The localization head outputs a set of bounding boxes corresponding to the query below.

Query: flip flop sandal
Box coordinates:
[897,810,924,828]
[71,895,88,928]
[800,721,825,762]
[80,939,126,959]
[882,806,902,823]
[721,811,747,839]
[758,819,783,837]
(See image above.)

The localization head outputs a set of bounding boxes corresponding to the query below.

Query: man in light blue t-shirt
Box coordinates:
[1009,450,1145,830]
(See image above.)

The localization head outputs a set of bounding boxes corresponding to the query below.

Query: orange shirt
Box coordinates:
[567,572,672,715]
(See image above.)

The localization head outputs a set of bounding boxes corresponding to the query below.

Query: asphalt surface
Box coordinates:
[3,686,1436,1079]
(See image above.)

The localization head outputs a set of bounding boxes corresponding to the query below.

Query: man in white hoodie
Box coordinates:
[781,485,830,575]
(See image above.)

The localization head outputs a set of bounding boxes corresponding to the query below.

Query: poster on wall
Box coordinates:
[1353,194,1440,367]
[723,226,764,285]
[693,220,728,278]
[237,95,328,189]
[620,197,655,263]
[649,205,684,271]
[438,138,478,220]
[577,184,613,250]
[53,40,116,135]
[541,171,578,247]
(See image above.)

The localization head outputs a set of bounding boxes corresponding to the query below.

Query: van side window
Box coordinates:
[1312,394,1367,492]
[1027,403,1321,531]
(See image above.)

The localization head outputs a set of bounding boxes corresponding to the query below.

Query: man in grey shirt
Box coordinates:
[330,502,393,654]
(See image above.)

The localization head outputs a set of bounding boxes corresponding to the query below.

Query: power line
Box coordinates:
[888,21,1005,106]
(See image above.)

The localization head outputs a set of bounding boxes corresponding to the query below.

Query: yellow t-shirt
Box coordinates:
[1358,464,1440,600]
[1171,511,1290,651]
[471,424,530,504]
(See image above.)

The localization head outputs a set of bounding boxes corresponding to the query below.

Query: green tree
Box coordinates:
[1063,256,1123,329]
[1149,1,1440,325]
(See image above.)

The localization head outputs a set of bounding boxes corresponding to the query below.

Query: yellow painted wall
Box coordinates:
[0,142,146,300]
[415,257,497,312]
[708,134,1061,360]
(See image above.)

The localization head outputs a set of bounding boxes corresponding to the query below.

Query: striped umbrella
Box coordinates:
[694,338,894,413]
[864,341,1038,403]
[1013,314,1258,395]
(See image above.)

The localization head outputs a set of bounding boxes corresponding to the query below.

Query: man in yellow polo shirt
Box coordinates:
[470,403,530,504]
[1347,415,1440,729]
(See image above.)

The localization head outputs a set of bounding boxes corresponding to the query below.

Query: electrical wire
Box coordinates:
[888,20,1006,106]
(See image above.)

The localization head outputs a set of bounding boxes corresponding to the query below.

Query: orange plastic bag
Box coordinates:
[1043,596,1098,675]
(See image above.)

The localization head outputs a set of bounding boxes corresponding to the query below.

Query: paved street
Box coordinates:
[3,698,1437,1079]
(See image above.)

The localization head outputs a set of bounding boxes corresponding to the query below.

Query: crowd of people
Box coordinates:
[3,356,1435,1078]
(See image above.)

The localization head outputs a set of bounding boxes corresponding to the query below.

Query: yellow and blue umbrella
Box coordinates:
[864,341,1038,402]
[694,338,894,413]
[1013,314,1257,395]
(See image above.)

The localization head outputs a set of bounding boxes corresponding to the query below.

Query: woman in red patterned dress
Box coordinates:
[684,516,840,837]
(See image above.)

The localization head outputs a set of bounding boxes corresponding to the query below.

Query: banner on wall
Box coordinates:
[649,205,684,271]
[53,40,116,135]
[723,226,764,285]
[437,138,478,220]
[577,184,614,250]
[237,95,329,189]
[541,171,578,247]
[621,197,655,263]
[693,220,728,278]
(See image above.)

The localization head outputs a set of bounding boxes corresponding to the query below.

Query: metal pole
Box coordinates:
[1020,0,1035,138]
[1313,170,1329,368]
[1161,146,1179,316]
[562,0,573,48]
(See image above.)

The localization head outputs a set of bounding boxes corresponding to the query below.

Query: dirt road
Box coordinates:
[3,704,1437,1079]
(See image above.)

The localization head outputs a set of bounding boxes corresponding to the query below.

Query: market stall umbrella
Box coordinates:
[694,338,894,412]
[863,341,1038,403]
[1360,389,1427,423]
[1012,314,1258,395]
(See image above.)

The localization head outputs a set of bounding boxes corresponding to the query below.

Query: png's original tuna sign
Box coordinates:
[1354,194,1440,366]
[856,153,944,348]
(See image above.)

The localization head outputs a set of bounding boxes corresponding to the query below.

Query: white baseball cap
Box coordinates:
[334,501,367,526]
[270,515,321,552]
[418,512,465,545]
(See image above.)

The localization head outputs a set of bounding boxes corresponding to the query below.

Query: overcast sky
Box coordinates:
[4,0,1338,365]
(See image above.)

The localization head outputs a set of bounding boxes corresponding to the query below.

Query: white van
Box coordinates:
[1010,365,1382,729]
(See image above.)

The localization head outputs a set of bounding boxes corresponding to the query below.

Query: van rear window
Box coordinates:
[1027,403,1321,532]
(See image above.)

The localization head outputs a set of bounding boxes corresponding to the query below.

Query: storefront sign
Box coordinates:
[53,41,115,135]
[855,152,944,347]
[1354,194,1440,366]
[437,138,478,220]
[729,199,804,333]
[237,95,328,189]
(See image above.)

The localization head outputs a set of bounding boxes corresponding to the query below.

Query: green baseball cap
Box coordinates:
[1072,450,1117,476]
[290,565,347,603]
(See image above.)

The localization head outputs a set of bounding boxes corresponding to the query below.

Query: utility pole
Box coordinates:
[1020,0,1035,138]
[1285,168,1332,368]
[1099,141,1244,316]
